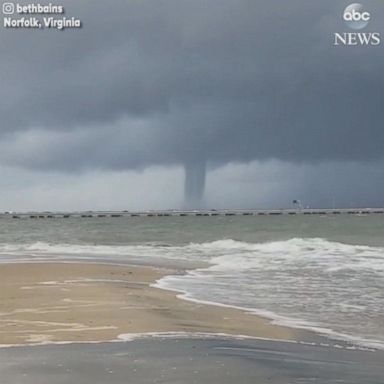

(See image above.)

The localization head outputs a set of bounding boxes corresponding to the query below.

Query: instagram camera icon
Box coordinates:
[3,3,15,14]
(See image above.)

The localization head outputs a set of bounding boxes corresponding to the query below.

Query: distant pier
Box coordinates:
[4,208,384,219]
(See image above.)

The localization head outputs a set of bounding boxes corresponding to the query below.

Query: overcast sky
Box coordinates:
[0,0,383,211]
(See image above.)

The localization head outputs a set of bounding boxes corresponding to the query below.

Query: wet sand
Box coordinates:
[1,338,383,384]
[2,262,383,383]
[0,262,297,346]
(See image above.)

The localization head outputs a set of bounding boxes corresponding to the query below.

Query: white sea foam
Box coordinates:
[117,331,297,343]
[0,241,200,265]
[154,238,384,351]
[0,238,383,350]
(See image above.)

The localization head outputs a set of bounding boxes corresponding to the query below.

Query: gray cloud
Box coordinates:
[0,0,383,208]
[206,160,384,209]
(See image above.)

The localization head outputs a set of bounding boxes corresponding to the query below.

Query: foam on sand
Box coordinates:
[154,238,384,350]
[0,262,297,348]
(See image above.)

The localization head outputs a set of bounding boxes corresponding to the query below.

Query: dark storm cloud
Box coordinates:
[0,0,383,171]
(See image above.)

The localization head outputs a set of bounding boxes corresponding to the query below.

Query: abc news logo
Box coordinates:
[334,3,380,46]
[344,7,370,23]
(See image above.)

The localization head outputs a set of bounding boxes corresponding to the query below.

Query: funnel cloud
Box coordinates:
[0,0,383,210]
[184,161,206,208]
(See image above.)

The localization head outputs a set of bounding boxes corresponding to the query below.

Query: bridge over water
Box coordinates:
[3,208,384,219]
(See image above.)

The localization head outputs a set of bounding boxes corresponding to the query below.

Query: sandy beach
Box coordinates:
[1,261,384,384]
[0,262,296,346]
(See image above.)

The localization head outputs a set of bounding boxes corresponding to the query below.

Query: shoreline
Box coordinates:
[0,261,379,352]
[153,285,383,352]
[0,261,305,348]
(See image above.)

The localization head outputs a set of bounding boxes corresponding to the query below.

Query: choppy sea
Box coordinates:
[0,214,383,349]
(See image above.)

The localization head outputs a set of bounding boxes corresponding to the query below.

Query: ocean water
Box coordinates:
[0,215,383,349]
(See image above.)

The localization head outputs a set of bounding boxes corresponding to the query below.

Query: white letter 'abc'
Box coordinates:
[343,3,370,29]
